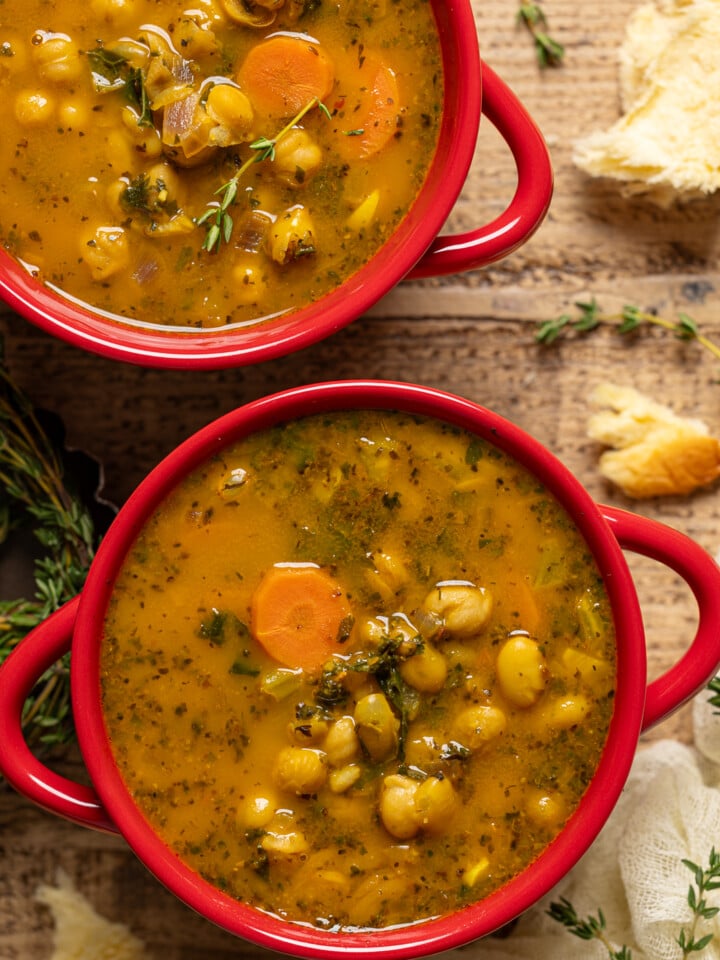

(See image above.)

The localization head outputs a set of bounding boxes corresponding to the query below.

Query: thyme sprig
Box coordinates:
[0,359,99,752]
[678,849,720,956]
[197,96,331,253]
[548,850,720,959]
[547,899,632,959]
[517,3,565,68]
[536,298,720,365]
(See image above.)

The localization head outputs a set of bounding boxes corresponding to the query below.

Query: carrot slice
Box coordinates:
[334,53,400,159]
[237,35,335,118]
[250,565,352,672]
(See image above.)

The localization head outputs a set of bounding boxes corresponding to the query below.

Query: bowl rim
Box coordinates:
[0,0,482,369]
[71,380,646,959]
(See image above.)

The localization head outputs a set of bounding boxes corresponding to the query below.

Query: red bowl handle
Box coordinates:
[0,597,118,833]
[602,505,720,731]
[406,61,553,278]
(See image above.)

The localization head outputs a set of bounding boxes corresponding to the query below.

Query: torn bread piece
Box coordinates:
[36,871,151,960]
[587,382,720,497]
[573,0,720,205]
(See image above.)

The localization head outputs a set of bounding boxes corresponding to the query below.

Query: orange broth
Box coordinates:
[100,411,616,931]
[0,0,442,330]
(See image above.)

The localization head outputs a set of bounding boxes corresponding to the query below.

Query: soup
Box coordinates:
[0,0,442,330]
[100,411,616,931]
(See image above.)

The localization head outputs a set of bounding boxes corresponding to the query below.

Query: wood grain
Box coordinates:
[2,1,720,954]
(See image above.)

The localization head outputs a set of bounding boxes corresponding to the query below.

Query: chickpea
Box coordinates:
[496,635,547,708]
[414,776,457,833]
[145,162,183,202]
[525,788,566,828]
[354,693,399,762]
[260,814,309,859]
[540,694,590,729]
[120,105,163,158]
[108,38,150,70]
[357,617,386,648]
[268,205,316,265]
[273,745,327,795]
[106,179,128,218]
[399,643,447,693]
[90,0,136,22]
[453,704,507,748]
[232,259,268,306]
[105,130,135,174]
[58,98,91,130]
[379,774,419,840]
[31,34,83,85]
[238,793,277,829]
[272,128,322,186]
[206,82,253,145]
[14,89,55,126]
[287,715,328,746]
[323,716,359,766]
[423,581,493,639]
[366,551,409,602]
[328,763,361,794]
[81,226,130,282]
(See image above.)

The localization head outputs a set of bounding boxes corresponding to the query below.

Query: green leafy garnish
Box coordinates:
[315,630,422,760]
[517,3,565,68]
[86,47,128,90]
[86,47,153,125]
[124,65,153,127]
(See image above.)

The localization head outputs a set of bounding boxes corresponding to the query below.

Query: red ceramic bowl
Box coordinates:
[3,380,718,958]
[0,2,552,370]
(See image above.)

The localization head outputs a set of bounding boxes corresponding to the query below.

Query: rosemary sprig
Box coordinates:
[197,96,331,253]
[0,358,99,752]
[536,298,720,365]
[548,850,720,959]
[547,898,632,959]
[517,3,565,68]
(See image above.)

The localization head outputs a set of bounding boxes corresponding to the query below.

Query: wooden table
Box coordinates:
[2,1,720,955]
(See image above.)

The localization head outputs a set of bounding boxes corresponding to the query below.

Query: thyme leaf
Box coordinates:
[197,96,331,254]
[517,3,565,68]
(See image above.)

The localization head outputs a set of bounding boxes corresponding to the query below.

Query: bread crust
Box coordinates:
[587,383,720,498]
